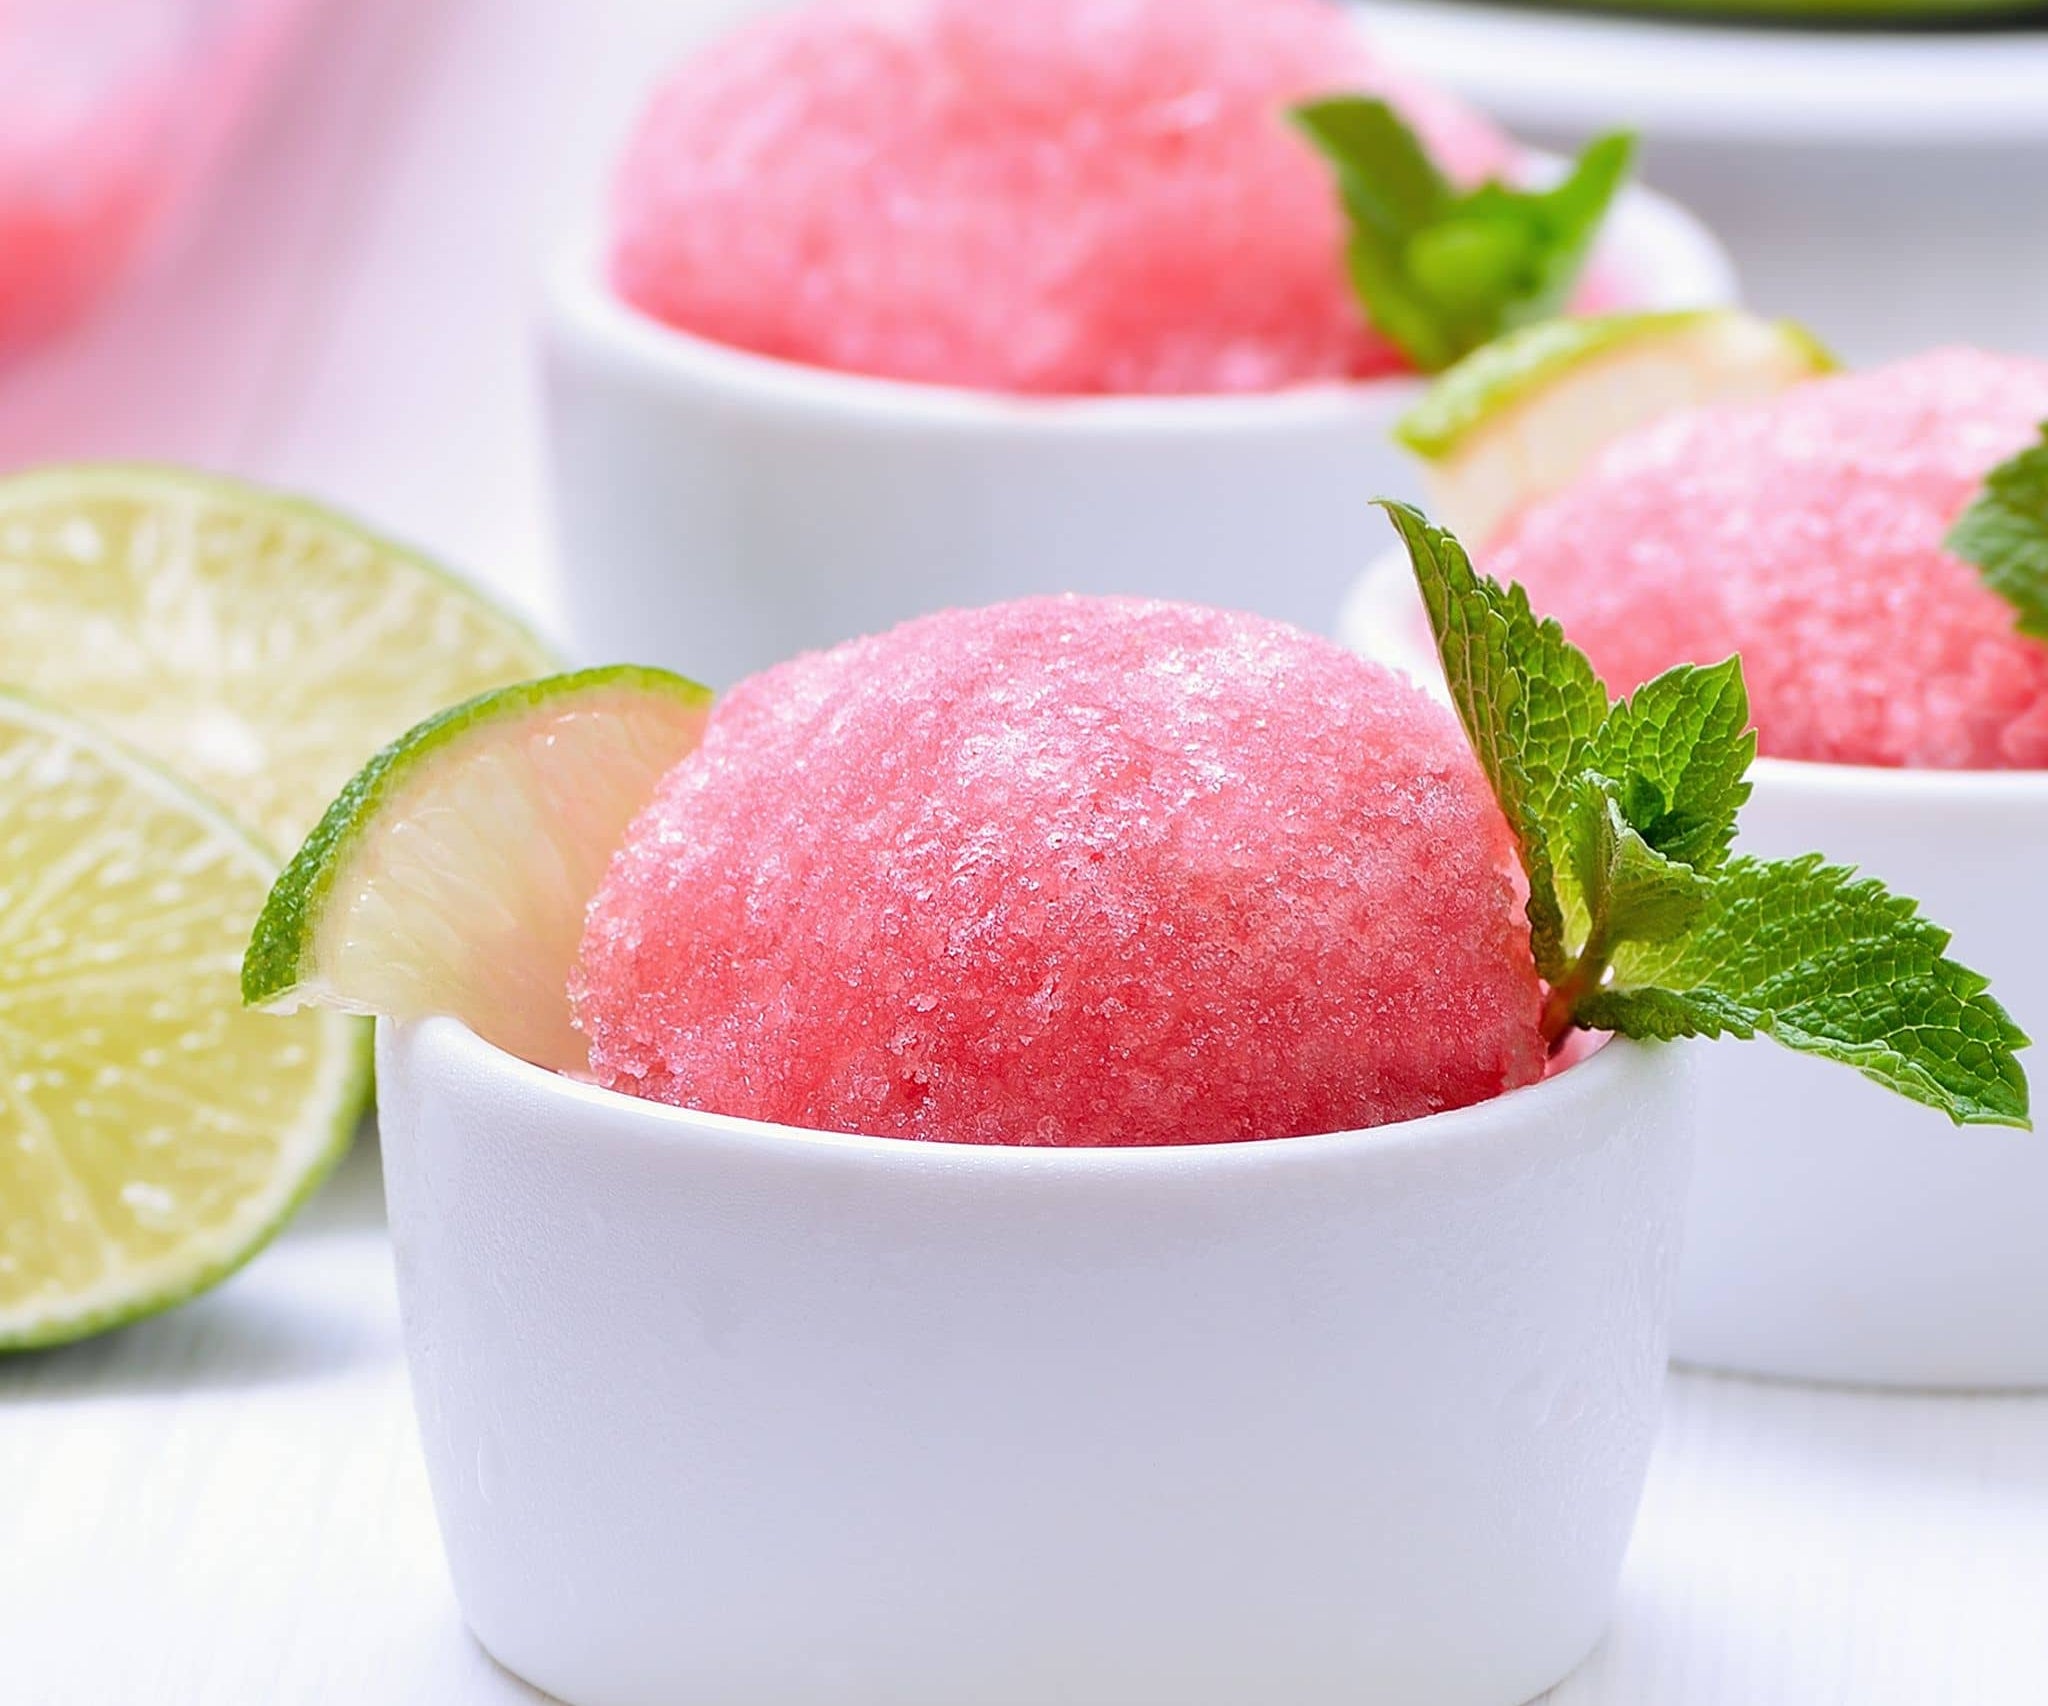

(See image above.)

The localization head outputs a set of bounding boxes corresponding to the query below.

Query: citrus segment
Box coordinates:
[1397,310,1833,545]
[0,694,366,1350]
[0,465,555,851]
[246,667,714,1074]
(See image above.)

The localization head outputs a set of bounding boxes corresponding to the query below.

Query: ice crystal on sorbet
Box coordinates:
[572,598,1547,1145]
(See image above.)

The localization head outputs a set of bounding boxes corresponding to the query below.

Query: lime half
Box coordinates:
[245,667,714,1075]
[1396,310,1835,547]
[0,464,556,852]
[0,694,368,1351]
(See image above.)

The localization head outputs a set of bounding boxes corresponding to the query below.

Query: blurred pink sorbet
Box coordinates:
[0,0,304,356]
[1490,348,2048,770]
[572,599,1546,1146]
[607,0,1516,394]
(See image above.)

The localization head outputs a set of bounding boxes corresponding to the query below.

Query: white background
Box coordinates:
[2,0,2046,1699]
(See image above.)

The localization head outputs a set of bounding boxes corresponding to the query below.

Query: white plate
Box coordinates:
[1355,0,2048,144]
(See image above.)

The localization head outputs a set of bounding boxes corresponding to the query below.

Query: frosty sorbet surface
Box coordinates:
[572,599,1546,1145]
[1489,348,2048,770]
[608,0,1514,395]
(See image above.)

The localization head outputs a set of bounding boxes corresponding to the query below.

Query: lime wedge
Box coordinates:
[0,464,556,852]
[245,667,714,1074]
[1396,310,1835,546]
[0,694,368,1351]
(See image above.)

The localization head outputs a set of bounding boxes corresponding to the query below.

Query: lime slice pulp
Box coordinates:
[245,667,715,1074]
[1396,310,1836,548]
[0,464,556,852]
[0,694,368,1351]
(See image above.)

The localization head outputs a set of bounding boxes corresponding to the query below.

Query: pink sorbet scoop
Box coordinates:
[1489,346,2048,771]
[607,0,1515,396]
[572,597,1546,1146]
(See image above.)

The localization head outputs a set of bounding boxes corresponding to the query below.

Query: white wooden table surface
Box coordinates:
[3,0,2046,1699]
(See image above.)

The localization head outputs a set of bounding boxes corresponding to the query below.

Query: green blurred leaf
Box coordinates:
[1946,424,2048,641]
[1294,98,1634,373]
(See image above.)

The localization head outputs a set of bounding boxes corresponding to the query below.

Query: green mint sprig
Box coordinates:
[1945,423,2048,641]
[1380,501,2031,1128]
[1291,98,1635,374]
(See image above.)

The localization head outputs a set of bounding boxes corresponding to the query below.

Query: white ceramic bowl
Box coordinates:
[378,1017,1693,1706]
[540,173,1735,686]
[1677,764,2048,1389]
[1343,552,2048,1389]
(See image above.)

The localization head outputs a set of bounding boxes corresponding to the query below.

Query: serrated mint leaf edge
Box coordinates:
[1568,779,1711,952]
[1582,854,2032,1130]
[1377,500,1612,980]
[1585,658,1755,873]
[1377,502,2032,1127]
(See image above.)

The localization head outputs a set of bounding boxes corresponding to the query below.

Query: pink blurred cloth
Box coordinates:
[0,0,315,357]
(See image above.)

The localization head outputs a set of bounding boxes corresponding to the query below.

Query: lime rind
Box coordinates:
[0,462,559,852]
[1399,311,1705,457]
[1396,310,1838,459]
[0,462,556,670]
[1778,320,1840,380]
[0,690,371,1352]
[1394,309,1838,549]
[244,666,715,1073]
[0,1032,370,1352]
[245,665,712,1008]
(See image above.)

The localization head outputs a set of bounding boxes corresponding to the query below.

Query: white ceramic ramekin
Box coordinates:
[1343,553,2048,1389]
[377,1017,1693,1706]
[1676,764,2048,1389]
[540,175,1735,685]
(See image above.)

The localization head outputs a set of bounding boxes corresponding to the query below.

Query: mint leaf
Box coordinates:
[1378,501,1608,978]
[1585,658,1754,872]
[1384,501,2032,1128]
[1540,777,1709,1040]
[1945,425,2048,641]
[1581,856,2031,1128]
[1291,96,1448,241]
[1293,97,1635,373]
[1567,779,1710,951]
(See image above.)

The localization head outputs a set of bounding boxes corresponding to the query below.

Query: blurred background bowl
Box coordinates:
[542,170,1735,685]
[1674,762,2048,1389]
[1342,545,2048,1389]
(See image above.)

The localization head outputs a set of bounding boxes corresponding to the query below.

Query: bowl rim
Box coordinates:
[1747,752,2048,801]
[387,1014,1667,1176]
[544,158,1736,432]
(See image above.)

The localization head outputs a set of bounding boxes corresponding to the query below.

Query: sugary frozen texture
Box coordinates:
[608,0,1517,395]
[1488,347,2048,770]
[573,599,1546,1146]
